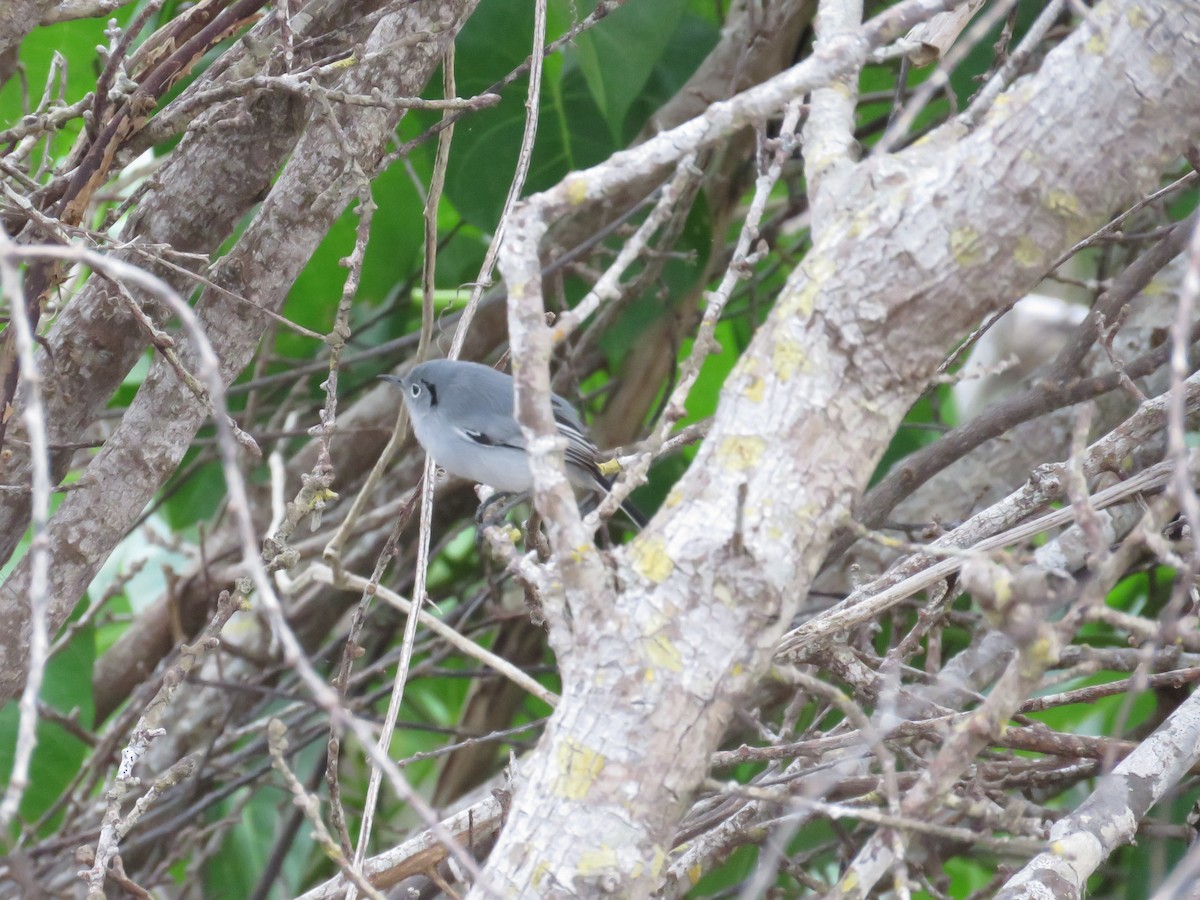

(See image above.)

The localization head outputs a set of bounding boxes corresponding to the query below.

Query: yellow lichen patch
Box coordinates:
[566,175,589,206]
[743,375,765,404]
[790,255,835,317]
[807,151,839,175]
[650,846,667,879]
[1026,635,1057,670]
[772,335,808,381]
[717,435,765,471]
[1126,6,1149,28]
[992,570,1013,608]
[577,846,619,875]
[532,860,552,887]
[807,254,836,282]
[664,484,685,508]
[597,457,622,478]
[950,227,983,267]
[792,502,818,524]
[793,278,821,317]
[312,487,339,506]
[630,535,674,583]
[713,582,734,607]
[643,632,684,673]
[1044,190,1081,217]
[1150,53,1174,78]
[554,738,606,800]
[1013,235,1042,269]
[689,863,704,885]
[1085,29,1108,55]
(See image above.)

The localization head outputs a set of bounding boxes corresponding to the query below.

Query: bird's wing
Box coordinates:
[552,396,603,477]
[456,423,524,451]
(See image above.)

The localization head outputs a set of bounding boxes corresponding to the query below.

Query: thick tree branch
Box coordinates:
[0,0,59,88]
[997,626,1200,897]
[480,1,1200,894]
[0,0,482,703]
[802,0,863,227]
[0,0,394,565]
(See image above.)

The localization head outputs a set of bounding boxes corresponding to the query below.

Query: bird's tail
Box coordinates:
[592,470,648,529]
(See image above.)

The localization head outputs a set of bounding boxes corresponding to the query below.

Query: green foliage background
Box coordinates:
[1,0,1196,896]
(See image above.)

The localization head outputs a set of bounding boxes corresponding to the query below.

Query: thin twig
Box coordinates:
[268,719,386,900]
[0,226,53,834]
[874,0,1020,154]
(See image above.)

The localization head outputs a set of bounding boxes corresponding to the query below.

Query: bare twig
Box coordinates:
[267,719,386,900]
[0,226,53,835]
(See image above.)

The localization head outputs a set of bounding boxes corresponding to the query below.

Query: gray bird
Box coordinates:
[381,359,645,526]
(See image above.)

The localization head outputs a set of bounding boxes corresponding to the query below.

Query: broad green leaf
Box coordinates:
[570,0,689,142]
[436,0,613,230]
[0,615,94,833]
[356,154,428,306]
[206,791,279,898]
[622,12,719,142]
[440,65,612,230]
[161,455,224,530]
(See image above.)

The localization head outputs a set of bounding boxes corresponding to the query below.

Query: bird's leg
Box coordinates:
[476,491,511,527]
[475,490,524,527]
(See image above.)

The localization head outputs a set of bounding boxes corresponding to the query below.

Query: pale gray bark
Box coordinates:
[997,683,1200,898]
[476,1,1200,895]
[86,0,819,725]
[821,263,1191,596]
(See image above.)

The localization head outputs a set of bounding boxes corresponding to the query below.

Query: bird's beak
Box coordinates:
[378,374,404,386]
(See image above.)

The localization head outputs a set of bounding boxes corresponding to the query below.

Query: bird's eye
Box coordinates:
[410,383,421,398]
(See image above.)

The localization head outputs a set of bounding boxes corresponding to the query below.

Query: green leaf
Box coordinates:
[947,3,1045,111]
[622,12,720,141]
[871,386,952,486]
[439,65,612,230]
[161,455,225,530]
[432,0,614,230]
[357,157,428,305]
[0,614,94,833]
[570,0,689,142]
[206,790,281,897]
[680,318,742,429]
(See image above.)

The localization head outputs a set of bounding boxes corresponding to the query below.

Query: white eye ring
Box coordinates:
[410,383,421,398]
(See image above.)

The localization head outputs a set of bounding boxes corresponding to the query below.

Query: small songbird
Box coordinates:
[380,359,645,526]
